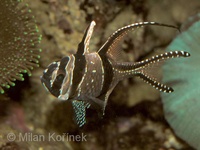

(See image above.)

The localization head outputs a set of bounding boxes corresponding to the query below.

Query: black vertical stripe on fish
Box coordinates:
[70,54,87,97]
[98,55,114,96]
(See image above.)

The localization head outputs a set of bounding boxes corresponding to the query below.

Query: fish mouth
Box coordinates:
[40,75,51,91]
[40,75,47,85]
[40,74,61,98]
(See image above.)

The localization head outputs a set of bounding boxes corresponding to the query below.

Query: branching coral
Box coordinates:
[0,0,42,94]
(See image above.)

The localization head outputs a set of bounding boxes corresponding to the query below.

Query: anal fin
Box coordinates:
[97,84,118,115]
[71,100,90,127]
[86,96,105,118]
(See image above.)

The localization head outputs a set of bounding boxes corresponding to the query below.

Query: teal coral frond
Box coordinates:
[0,0,42,94]
[161,14,200,149]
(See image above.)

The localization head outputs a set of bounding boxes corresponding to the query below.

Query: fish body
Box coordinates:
[41,21,190,127]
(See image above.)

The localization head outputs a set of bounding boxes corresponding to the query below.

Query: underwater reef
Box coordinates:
[1,0,200,149]
[162,14,200,150]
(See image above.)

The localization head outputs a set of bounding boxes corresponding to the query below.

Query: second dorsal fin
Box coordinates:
[98,22,179,60]
[76,21,96,55]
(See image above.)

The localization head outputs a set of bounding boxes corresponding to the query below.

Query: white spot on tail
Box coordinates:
[181,51,185,55]
[186,52,190,57]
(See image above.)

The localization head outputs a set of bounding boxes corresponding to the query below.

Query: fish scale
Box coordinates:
[41,21,190,127]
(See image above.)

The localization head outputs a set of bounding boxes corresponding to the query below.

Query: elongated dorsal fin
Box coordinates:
[76,21,96,55]
[98,22,179,60]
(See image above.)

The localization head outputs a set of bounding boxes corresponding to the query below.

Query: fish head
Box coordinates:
[40,55,75,100]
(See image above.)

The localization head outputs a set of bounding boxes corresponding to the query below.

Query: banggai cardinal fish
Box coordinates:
[41,21,190,127]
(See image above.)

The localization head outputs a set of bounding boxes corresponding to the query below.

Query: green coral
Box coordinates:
[0,0,42,94]
[161,14,200,149]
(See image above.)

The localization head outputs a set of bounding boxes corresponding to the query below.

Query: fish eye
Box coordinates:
[56,74,65,81]
[52,73,65,88]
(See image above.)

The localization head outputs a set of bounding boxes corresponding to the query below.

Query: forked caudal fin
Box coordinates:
[134,51,190,93]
